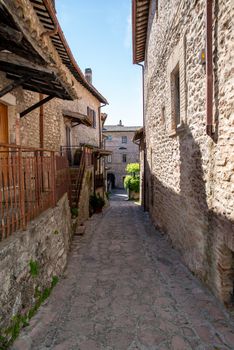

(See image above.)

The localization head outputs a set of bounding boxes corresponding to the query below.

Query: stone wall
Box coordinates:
[0,72,102,151]
[77,167,94,223]
[0,193,72,330]
[144,0,234,303]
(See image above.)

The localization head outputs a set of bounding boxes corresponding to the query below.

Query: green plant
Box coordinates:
[90,193,105,211]
[71,207,78,218]
[51,276,59,288]
[124,175,132,190]
[29,260,39,277]
[126,163,140,176]
[124,175,140,193]
[0,276,60,349]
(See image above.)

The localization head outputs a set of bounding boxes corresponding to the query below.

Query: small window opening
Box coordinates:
[122,154,127,163]
[156,0,159,19]
[171,64,181,130]
[122,136,127,143]
[161,106,165,125]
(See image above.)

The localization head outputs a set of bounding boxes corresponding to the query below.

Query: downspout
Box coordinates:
[98,103,107,149]
[137,63,147,211]
[39,93,44,149]
[95,103,107,195]
[206,0,213,136]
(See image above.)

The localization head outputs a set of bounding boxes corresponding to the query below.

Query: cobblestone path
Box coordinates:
[13,191,234,350]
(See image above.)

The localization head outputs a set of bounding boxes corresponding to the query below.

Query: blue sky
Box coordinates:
[56,0,142,126]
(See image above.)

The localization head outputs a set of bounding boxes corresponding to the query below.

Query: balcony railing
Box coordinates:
[0,144,70,241]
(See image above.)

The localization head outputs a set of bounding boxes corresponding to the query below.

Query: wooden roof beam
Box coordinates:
[20,95,54,118]
[0,76,30,98]
[0,23,23,43]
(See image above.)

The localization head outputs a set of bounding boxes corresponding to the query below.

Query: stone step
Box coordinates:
[74,224,86,236]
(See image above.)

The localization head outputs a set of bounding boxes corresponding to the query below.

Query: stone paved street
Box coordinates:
[12,191,234,350]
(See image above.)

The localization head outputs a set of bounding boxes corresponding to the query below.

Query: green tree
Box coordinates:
[124,163,140,193]
[125,163,140,177]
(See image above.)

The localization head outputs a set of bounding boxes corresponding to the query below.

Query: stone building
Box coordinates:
[103,121,141,188]
[0,0,108,336]
[132,0,234,306]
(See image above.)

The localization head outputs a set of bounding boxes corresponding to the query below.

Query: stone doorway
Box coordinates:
[107,173,115,191]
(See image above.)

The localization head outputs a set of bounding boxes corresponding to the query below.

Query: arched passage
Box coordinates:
[107,173,115,190]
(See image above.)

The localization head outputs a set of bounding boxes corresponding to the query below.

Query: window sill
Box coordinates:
[168,124,186,137]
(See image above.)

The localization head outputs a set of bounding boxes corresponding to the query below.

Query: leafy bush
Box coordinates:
[124,163,140,193]
[90,193,105,211]
[124,175,132,190]
[126,163,140,176]
[71,207,78,218]
[124,175,140,193]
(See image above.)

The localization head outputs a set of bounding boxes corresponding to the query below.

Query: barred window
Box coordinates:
[122,136,127,143]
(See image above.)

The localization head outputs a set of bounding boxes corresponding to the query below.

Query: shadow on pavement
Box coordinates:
[110,189,128,201]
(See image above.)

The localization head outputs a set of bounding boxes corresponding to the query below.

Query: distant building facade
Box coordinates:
[103,121,141,188]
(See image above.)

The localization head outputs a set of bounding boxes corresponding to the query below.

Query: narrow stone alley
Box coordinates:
[12,191,234,350]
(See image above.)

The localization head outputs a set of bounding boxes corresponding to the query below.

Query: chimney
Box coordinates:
[85,68,92,84]
[118,120,123,126]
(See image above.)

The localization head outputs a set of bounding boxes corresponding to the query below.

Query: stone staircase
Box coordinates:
[70,149,86,209]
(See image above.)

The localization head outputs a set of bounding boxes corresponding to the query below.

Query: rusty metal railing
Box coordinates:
[0,144,70,241]
[60,145,93,167]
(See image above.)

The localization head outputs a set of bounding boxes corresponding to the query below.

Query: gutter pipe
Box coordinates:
[206,0,214,136]
[137,62,147,212]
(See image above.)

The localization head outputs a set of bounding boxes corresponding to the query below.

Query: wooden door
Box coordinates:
[0,103,8,144]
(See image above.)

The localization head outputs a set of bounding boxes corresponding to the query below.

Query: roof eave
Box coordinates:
[40,0,108,104]
[132,0,150,65]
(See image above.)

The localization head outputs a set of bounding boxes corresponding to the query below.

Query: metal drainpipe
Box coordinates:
[206,0,213,136]
[96,103,107,195]
[39,93,44,149]
[137,63,147,212]
[98,103,107,149]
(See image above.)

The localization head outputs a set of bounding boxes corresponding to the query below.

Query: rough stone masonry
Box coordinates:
[142,0,234,304]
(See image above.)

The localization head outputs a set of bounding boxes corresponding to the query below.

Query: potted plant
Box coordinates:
[90,193,105,214]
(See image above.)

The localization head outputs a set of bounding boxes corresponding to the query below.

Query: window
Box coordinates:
[171,64,181,129]
[87,106,96,128]
[161,106,165,125]
[122,136,127,143]
[106,135,112,141]
[167,36,187,136]
[93,111,96,128]
[156,0,159,19]
[107,155,112,163]
[122,154,127,163]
